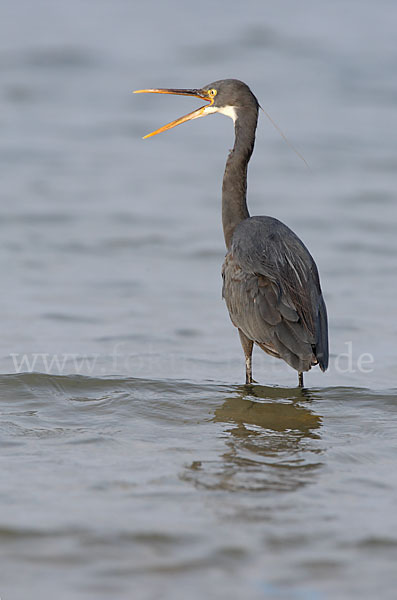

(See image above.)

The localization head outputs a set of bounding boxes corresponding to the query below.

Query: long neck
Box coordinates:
[222,108,258,249]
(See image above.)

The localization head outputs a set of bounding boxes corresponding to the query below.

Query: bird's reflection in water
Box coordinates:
[186,385,323,494]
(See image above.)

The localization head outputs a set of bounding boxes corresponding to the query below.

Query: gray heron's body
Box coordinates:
[222,216,328,383]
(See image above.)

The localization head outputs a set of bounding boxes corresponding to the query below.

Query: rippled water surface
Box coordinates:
[1,1,397,598]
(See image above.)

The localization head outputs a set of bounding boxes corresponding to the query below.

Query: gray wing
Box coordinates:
[222,216,329,372]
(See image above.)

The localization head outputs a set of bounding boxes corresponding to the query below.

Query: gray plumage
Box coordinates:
[208,79,329,385]
[222,216,328,374]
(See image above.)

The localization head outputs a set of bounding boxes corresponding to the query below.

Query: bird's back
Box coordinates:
[222,216,329,372]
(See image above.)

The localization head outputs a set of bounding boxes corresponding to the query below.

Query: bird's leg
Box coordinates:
[298,372,304,387]
[238,329,254,384]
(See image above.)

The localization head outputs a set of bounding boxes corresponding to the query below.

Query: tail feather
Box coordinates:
[315,295,329,371]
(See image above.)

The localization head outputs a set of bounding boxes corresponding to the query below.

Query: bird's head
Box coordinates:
[133,79,259,139]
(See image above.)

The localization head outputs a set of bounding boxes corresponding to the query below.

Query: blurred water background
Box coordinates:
[1,1,397,598]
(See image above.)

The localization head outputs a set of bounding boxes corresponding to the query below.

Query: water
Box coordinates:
[1,0,397,598]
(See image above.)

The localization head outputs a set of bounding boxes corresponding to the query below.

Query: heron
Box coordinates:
[134,79,328,387]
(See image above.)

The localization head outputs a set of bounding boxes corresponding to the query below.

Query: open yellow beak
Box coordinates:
[133,88,213,139]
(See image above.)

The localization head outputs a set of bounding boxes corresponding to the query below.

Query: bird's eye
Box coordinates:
[208,89,217,98]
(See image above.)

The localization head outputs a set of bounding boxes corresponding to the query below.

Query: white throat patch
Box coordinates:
[203,104,237,122]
